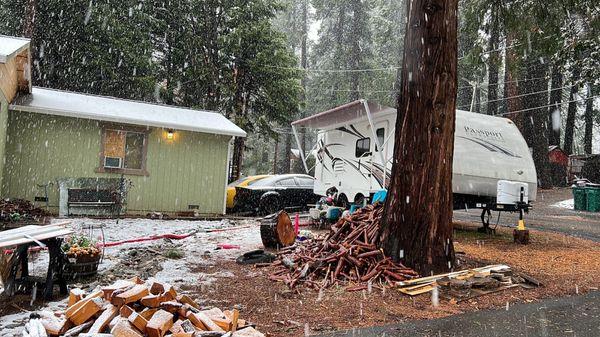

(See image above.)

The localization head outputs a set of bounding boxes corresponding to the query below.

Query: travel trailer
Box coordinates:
[291,100,537,218]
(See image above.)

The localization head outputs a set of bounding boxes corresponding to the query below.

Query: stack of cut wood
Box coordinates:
[270,204,418,291]
[24,277,264,337]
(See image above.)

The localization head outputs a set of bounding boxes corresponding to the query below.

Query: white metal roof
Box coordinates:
[10,87,247,137]
[0,36,30,63]
[292,99,396,129]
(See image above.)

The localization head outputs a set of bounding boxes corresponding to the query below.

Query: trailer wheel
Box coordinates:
[336,194,349,209]
[354,194,365,206]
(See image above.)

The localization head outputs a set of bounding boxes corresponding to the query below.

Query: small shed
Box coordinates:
[0,36,246,216]
[548,146,569,167]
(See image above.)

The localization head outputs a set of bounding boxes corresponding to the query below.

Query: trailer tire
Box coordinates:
[336,194,349,209]
[354,194,365,206]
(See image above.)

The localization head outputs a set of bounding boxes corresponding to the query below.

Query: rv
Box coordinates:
[291,100,537,217]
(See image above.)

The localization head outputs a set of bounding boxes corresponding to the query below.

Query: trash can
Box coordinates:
[585,188,600,212]
[572,187,587,211]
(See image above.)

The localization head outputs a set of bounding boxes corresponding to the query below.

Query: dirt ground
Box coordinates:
[187,224,600,337]
[1,189,599,336]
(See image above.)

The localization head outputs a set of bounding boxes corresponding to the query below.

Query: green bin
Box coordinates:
[586,188,600,212]
[572,187,587,211]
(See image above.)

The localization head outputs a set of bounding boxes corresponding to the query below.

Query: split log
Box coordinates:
[88,304,118,333]
[146,309,174,337]
[113,284,149,306]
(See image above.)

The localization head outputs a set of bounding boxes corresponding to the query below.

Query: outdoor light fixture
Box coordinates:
[167,129,174,140]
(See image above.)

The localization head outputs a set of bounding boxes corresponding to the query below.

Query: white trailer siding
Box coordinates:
[312,109,537,204]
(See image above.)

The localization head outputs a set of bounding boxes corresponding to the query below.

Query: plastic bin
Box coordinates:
[572,187,587,211]
[585,188,600,212]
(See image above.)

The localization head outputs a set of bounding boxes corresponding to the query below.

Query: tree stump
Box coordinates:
[260,211,296,249]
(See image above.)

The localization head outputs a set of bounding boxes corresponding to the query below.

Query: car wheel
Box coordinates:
[260,196,281,216]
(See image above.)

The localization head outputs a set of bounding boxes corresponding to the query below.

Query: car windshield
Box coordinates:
[247,176,269,186]
[227,177,249,187]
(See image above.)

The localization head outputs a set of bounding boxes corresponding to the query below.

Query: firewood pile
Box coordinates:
[23,277,265,337]
[270,204,419,291]
[0,198,50,223]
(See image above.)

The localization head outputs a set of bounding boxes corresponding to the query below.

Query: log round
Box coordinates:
[260,211,296,249]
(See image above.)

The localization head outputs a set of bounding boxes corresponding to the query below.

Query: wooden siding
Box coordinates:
[1,110,231,215]
[0,93,8,189]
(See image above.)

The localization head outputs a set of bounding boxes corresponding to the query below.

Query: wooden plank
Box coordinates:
[396,265,510,286]
[88,304,118,333]
[113,284,149,306]
[0,225,73,248]
[146,309,174,337]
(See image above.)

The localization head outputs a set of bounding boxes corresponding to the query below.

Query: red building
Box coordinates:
[548,146,569,167]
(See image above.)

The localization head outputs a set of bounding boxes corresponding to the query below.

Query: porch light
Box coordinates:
[167,129,174,140]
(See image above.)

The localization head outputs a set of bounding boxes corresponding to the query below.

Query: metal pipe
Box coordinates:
[292,125,310,174]
[361,99,387,187]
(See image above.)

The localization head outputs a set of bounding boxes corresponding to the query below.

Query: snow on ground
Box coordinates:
[552,199,575,209]
[0,217,262,336]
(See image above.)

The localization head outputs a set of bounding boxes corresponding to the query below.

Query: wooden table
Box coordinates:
[1,223,72,300]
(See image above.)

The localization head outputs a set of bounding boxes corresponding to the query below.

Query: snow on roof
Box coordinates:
[10,87,246,137]
[0,36,30,63]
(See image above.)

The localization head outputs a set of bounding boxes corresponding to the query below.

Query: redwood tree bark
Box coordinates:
[584,84,594,154]
[379,0,457,275]
[564,68,580,155]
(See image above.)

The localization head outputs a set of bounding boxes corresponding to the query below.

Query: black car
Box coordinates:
[233,174,321,215]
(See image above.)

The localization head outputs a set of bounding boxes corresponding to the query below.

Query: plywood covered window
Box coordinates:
[98,127,149,175]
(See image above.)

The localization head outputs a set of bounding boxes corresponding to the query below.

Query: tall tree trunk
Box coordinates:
[584,84,594,154]
[486,6,500,115]
[23,0,36,37]
[523,58,551,188]
[348,0,364,101]
[231,137,245,181]
[564,68,580,155]
[548,67,562,147]
[293,0,309,173]
[379,0,458,275]
[504,34,523,131]
[282,130,292,173]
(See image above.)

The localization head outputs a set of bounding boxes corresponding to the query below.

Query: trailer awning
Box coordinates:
[292,100,395,129]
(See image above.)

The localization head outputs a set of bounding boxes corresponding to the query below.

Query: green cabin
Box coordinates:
[0,36,246,216]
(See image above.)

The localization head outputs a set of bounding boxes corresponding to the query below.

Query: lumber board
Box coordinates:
[190,312,224,332]
[0,226,73,248]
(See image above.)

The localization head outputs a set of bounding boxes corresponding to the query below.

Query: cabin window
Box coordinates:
[98,127,149,176]
[355,137,371,158]
[375,128,385,151]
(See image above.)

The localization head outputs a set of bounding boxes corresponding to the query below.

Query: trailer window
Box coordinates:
[375,128,385,151]
[355,138,371,158]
